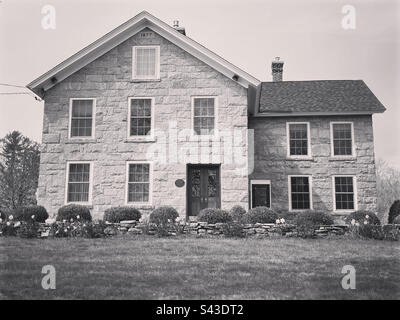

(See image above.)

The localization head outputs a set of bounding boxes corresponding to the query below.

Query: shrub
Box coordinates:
[17,221,40,238]
[382,225,400,241]
[0,221,17,236]
[294,210,334,238]
[15,205,49,223]
[0,208,14,221]
[50,221,106,238]
[56,204,92,222]
[198,208,232,224]
[150,206,179,236]
[243,207,278,224]
[222,222,245,238]
[104,206,141,223]
[345,210,380,226]
[229,205,246,222]
[275,208,298,223]
[388,200,400,224]
[393,216,400,225]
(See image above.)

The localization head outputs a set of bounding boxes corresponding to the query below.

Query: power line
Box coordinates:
[0,92,42,101]
[0,83,27,89]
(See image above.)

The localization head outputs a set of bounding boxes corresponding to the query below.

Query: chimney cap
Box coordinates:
[173,20,179,28]
[273,56,284,63]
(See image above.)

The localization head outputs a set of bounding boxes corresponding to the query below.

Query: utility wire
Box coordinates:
[0,83,42,101]
[0,83,27,89]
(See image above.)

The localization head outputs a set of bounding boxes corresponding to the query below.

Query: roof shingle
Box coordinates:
[258,80,386,114]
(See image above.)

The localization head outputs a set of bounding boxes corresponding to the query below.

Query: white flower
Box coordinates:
[6,222,11,226]
[64,228,68,232]
[76,215,80,220]
[365,215,369,219]
[9,215,13,221]
[275,219,280,224]
[31,215,35,219]
[70,218,74,222]
[280,218,285,224]
[355,222,360,227]
[364,220,368,225]
[351,219,356,225]
[63,219,67,223]
[0,218,2,223]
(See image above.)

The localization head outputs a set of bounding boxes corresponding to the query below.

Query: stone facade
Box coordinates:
[249,115,378,214]
[38,28,249,220]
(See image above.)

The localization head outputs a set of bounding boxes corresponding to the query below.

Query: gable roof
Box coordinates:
[256,80,386,116]
[27,11,260,97]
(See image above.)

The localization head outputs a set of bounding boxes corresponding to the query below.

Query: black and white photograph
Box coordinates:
[0,0,399,304]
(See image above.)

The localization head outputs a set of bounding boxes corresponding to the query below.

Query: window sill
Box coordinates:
[329,156,356,161]
[332,211,353,215]
[286,156,314,161]
[125,204,154,210]
[125,137,156,143]
[130,79,161,83]
[66,138,97,144]
[65,203,93,208]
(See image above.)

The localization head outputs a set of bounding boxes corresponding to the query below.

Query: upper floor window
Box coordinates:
[126,162,152,204]
[66,162,93,204]
[132,46,160,80]
[69,99,95,138]
[287,122,311,157]
[330,122,354,156]
[333,176,357,211]
[128,98,154,138]
[192,97,216,135]
[289,175,312,210]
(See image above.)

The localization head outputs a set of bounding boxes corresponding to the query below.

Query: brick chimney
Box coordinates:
[271,57,284,82]
[173,20,186,35]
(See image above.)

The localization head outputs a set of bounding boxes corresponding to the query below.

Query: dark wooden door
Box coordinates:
[187,165,220,217]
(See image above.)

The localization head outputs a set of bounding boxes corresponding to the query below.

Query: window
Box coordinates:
[126,162,151,204]
[128,98,153,137]
[331,122,354,156]
[251,180,271,209]
[289,176,312,210]
[287,122,310,157]
[132,46,160,80]
[66,162,92,204]
[192,97,216,135]
[69,99,95,138]
[333,176,357,211]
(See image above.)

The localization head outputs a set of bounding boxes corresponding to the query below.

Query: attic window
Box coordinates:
[132,46,160,80]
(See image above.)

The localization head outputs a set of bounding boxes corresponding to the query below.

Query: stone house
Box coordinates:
[27,11,385,220]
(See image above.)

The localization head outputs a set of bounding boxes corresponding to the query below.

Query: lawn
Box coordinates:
[1,236,399,299]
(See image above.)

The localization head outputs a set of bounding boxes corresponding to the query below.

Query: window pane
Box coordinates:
[71,100,93,137]
[290,177,310,210]
[335,177,355,210]
[130,99,152,136]
[135,47,157,77]
[289,124,308,155]
[333,124,352,156]
[252,184,271,208]
[128,163,150,203]
[67,163,90,202]
[193,98,215,135]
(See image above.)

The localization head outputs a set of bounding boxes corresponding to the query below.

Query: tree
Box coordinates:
[375,159,400,223]
[0,131,40,210]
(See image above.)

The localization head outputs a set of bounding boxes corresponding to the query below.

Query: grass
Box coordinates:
[1,236,399,299]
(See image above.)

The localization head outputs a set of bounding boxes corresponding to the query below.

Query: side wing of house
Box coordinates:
[249,79,386,219]
[29,12,260,219]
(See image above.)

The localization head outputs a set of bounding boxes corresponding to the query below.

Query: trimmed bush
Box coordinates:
[56,204,92,222]
[15,205,49,223]
[150,206,179,236]
[345,210,380,226]
[104,206,141,223]
[229,205,246,221]
[243,207,278,224]
[388,200,400,224]
[294,210,334,238]
[198,208,232,224]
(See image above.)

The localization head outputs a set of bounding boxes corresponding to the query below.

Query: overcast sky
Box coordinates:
[0,0,399,168]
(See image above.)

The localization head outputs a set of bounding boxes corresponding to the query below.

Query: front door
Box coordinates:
[187,165,220,217]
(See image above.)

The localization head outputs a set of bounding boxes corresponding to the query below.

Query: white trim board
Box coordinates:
[329,121,356,157]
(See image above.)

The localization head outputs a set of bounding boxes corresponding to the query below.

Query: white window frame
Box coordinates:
[250,179,272,209]
[127,97,155,140]
[65,161,94,205]
[286,122,311,158]
[288,175,313,211]
[132,46,160,80]
[332,175,358,212]
[330,122,356,158]
[125,161,153,206]
[191,96,218,137]
[68,98,96,140]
